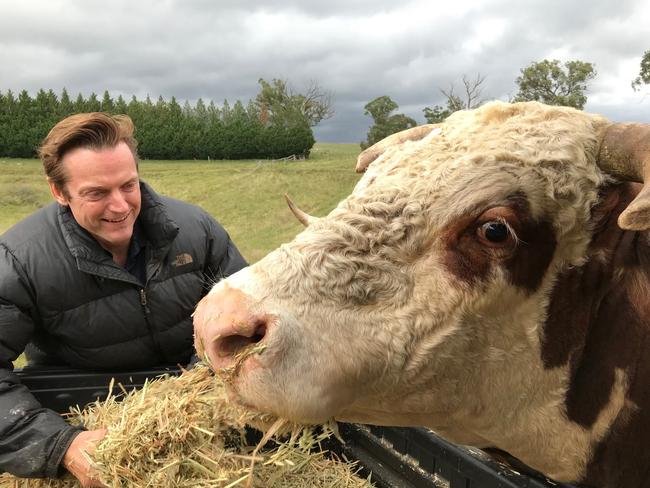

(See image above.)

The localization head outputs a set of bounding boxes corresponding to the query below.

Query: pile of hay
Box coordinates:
[1,365,372,487]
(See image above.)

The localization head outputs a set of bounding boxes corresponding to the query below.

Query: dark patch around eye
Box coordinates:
[442,196,556,293]
[441,215,492,286]
[495,195,555,292]
[503,219,555,292]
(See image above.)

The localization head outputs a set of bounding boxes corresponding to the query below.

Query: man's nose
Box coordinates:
[106,190,129,212]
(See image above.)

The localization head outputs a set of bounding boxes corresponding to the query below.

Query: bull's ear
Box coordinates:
[597,123,650,231]
[618,186,650,230]
[356,124,442,173]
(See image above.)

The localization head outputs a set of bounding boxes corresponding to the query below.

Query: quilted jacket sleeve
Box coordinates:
[0,244,83,478]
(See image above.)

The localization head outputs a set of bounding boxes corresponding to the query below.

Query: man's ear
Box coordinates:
[48,179,69,206]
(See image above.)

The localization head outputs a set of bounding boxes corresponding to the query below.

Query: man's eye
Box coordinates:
[122,182,138,191]
[85,191,106,200]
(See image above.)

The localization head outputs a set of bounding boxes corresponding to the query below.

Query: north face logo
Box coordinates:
[172,252,193,267]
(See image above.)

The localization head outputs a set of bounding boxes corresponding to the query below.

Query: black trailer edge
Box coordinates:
[15,367,576,488]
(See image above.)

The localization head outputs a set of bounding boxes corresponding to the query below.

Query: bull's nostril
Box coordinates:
[217,335,255,357]
[215,320,268,359]
[252,323,267,343]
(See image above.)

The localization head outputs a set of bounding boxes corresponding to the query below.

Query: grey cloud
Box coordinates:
[1,0,648,144]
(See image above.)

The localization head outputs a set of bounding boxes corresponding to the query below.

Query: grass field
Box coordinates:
[0,143,362,263]
[1,143,362,369]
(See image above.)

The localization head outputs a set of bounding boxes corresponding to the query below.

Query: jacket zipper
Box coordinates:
[139,288,150,313]
[139,288,164,358]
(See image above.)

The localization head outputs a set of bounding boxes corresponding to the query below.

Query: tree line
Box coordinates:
[362,54,649,148]
[0,79,334,160]
[1,53,647,157]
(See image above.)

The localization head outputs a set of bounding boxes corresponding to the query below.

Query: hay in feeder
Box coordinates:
[1,365,372,488]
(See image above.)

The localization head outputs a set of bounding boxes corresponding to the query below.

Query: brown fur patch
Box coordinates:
[541,183,650,487]
[503,198,556,292]
[441,212,492,285]
[441,195,556,293]
[541,187,625,371]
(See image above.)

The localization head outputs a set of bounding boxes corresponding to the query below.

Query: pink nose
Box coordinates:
[193,284,269,370]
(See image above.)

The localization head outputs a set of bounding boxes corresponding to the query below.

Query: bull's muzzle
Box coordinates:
[193,283,270,371]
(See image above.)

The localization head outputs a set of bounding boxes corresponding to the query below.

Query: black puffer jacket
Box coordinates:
[0,182,247,478]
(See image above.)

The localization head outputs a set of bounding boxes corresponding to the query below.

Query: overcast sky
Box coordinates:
[1,0,648,143]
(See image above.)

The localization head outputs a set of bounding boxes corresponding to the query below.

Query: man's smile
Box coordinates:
[103,212,131,223]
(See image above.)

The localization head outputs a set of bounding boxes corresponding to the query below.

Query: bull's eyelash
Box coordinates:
[496,217,522,245]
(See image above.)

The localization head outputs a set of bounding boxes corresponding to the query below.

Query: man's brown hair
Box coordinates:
[38,112,139,192]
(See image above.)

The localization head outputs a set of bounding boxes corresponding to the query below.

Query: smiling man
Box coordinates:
[0,113,247,486]
[48,141,142,267]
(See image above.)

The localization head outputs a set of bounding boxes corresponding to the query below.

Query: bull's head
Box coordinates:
[193,101,650,485]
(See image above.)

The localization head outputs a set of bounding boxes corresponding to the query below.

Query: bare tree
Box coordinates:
[424,73,487,123]
[299,80,335,126]
[440,73,487,110]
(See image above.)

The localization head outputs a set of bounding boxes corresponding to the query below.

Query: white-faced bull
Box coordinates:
[193,101,650,488]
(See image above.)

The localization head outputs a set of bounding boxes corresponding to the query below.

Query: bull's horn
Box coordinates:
[598,123,650,230]
[356,124,442,173]
[284,194,318,227]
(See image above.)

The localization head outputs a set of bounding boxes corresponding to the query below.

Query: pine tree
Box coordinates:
[0,90,17,155]
[206,100,223,159]
[59,88,74,117]
[86,92,101,112]
[0,91,8,154]
[13,90,36,156]
[73,93,86,112]
[33,89,59,146]
[167,96,184,159]
[100,90,115,113]
[115,95,128,114]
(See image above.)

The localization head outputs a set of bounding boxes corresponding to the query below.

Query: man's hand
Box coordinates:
[62,429,108,487]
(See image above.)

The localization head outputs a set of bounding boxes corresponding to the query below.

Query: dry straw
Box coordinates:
[1,365,372,488]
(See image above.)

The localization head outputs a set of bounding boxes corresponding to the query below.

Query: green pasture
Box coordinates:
[1,143,362,369]
[0,143,362,261]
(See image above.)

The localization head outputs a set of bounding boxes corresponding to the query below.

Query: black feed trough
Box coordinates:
[16,366,576,488]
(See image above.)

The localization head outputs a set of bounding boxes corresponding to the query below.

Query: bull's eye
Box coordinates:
[481,221,509,242]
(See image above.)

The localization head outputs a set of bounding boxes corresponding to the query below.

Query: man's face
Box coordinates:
[49,142,141,255]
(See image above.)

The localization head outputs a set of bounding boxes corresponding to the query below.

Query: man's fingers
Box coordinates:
[63,429,108,487]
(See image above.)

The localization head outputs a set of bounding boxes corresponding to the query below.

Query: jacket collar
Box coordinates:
[137,181,179,252]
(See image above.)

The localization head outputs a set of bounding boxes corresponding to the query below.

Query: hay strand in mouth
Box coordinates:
[1,365,372,488]
[216,341,267,387]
